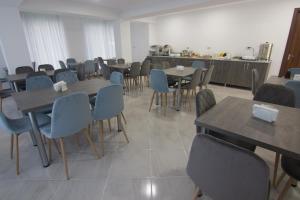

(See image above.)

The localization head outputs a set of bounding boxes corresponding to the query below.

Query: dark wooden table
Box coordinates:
[266,76,289,85]
[195,96,300,159]
[8,70,55,92]
[164,67,196,111]
[12,79,110,167]
[109,63,131,70]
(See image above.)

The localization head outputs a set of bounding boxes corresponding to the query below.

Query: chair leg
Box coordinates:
[192,186,202,200]
[118,114,129,143]
[173,91,176,107]
[160,93,163,107]
[53,139,61,155]
[10,135,14,159]
[278,177,293,200]
[0,97,2,112]
[15,135,20,175]
[108,119,112,133]
[163,93,167,116]
[149,91,156,112]
[59,138,69,180]
[121,112,127,124]
[83,129,100,159]
[48,138,52,162]
[273,153,280,186]
[276,172,286,188]
[98,120,105,156]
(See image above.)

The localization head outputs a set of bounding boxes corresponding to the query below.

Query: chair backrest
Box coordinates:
[251,68,259,95]
[50,92,91,138]
[288,67,300,79]
[190,68,204,88]
[110,71,124,85]
[100,63,111,80]
[150,69,169,93]
[187,134,269,200]
[254,83,295,107]
[98,57,104,65]
[93,85,124,120]
[130,62,141,78]
[202,65,214,87]
[38,64,54,72]
[59,60,67,69]
[107,59,117,66]
[15,66,34,74]
[285,80,300,108]
[192,61,206,69]
[55,70,78,84]
[0,112,14,133]
[195,89,216,133]
[140,59,151,76]
[27,71,47,78]
[84,60,96,76]
[26,75,53,91]
[117,58,125,64]
[66,58,77,69]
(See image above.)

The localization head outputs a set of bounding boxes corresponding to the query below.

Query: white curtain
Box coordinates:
[21,12,68,68]
[84,19,116,59]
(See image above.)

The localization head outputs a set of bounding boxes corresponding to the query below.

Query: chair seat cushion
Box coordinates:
[281,156,300,180]
[40,123,51,138]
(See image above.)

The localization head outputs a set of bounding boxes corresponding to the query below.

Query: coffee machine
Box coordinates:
[257,42,273,61]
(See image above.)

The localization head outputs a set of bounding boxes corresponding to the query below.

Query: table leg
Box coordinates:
[176,78,182,111]
[28,112,49,167]
[12,81,19,92]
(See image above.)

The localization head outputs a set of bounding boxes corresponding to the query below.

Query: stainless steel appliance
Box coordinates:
[149,45,162,56]
[161,45,172,56]
[258,42,273,61]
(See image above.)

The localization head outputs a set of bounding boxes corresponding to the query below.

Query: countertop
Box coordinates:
[148,55,271,64]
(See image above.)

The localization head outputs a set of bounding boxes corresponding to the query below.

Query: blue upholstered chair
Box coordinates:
[0,112,50,175]
[40,92,99,179]
[26,75,53,91]
[100,63,111,80]
[92,85,129,156]
[59,60,67,69]
[110,71,124,85]
[288,68,300,79]
[55,70,79,84]
[149,69,176,115]
[187,134,269,200]
[66,58,77,69]
[285,80,300,108]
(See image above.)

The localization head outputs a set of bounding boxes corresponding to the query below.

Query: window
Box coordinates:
[21,12,68,68]
[84,19,116,59]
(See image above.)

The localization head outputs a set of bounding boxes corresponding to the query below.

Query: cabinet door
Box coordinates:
[252,63,270,88]
[227,61,245,86]
[210,61,224,84]
[240,62,253,88]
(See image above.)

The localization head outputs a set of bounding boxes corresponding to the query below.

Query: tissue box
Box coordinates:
[252,104,279,123]
[176,65,184,71]
[293,74,300,81]
[53,81,68,92]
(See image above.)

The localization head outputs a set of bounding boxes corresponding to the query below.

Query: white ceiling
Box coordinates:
[19,0,256,19]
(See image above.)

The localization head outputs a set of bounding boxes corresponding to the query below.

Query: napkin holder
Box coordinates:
[53,81,68,92]
[252,104,279,123]
[176,65,184,71]
[293,74,300,81]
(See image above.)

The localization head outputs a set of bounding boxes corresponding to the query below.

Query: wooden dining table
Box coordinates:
[195,96,300,185]
[11,79,110,167]
[7,70,55,92]
[109,63,131,71]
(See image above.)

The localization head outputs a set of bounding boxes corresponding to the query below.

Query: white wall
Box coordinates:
[130,22,149,62]
[119,21,132,62]
[0,6,31,74]
[150,0,300,77]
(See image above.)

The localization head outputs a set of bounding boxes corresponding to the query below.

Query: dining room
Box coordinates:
[0,0,300,200]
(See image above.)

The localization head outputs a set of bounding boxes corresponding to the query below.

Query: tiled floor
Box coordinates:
[0,82,299,200]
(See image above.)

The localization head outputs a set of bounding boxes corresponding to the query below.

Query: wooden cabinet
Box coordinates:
[210,60,230,85]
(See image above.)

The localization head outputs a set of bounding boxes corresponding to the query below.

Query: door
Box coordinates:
[130,22,149,62]
[280,8,300,77]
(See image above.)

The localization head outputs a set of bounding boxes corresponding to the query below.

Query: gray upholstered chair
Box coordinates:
[66,58,77,68]
[107,59,117,66]
[199,65,214,89]
[181,68,203,111]
[117,58,125,64]
[59,60,67,69]
[253,83,295,186]
[40,92,99,179]
[84,60,96,78]
[0,112,50,175]
[15,66,34,91]
[55,70,79,84]
[125,62,141,91]
[288,67,300,79]
[251,68,259,95]
[140,59,151,90]
[100,63,111,80]
[285,80,300,108]
[38,64,54,72]
[277,155,300,200]
[187,134,269,200]
[195,89,256,151]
